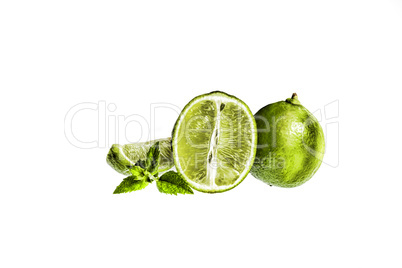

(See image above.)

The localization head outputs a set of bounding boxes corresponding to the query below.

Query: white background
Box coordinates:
[1,1,401,267]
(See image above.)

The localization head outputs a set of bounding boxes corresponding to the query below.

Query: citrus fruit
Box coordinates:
[250,93,325,187]
[107,138,174,175]
[172,91,257,193]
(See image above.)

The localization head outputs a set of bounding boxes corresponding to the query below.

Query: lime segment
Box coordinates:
[107,138,173,175]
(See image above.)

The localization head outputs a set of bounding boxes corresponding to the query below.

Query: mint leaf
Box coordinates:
[156,171,194,195]
[126,160,145,171]
[113,176,150,194]
[146,141,160,174]
[129,166,145,178]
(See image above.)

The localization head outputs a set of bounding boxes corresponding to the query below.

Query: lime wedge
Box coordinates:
[172,91,257,193]
[106,138,174,175]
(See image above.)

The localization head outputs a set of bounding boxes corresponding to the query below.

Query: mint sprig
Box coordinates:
[113,142,193,195]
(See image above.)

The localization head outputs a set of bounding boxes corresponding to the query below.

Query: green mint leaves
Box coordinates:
[113,142,193,195]
[157,171,194,195]
[113,177,149,194]
[145,141,160,174]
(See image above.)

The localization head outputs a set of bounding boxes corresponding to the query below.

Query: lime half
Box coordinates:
[172,91,257,193]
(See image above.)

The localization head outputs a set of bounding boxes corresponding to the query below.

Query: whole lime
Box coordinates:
[250,93,325,187]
